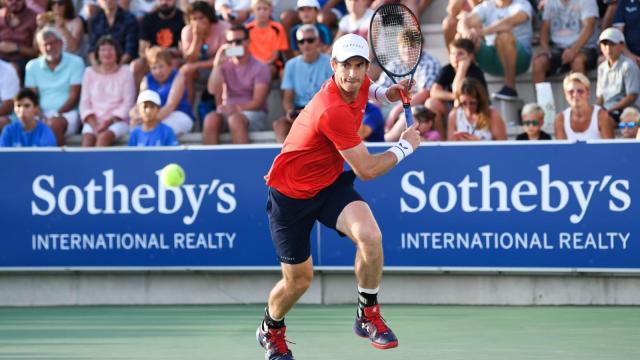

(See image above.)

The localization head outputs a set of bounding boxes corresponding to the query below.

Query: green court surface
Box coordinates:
[0,305,638,360]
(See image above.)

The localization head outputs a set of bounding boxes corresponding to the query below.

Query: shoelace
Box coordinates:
[268,330,295,354]
[367,313,390,333]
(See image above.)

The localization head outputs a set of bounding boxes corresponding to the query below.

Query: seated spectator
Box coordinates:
[0,59,20,132]
[613,0,640,65]
[131,47,194,136]
[79,36,135,147]
[555,72,615,139]
[203,25,271,144]
[317,0,347,30]
[516,103,552,140]
[596,27,640,122]
[335,0,373,40]
[447,78,507,140]
[359,102,385,141]
[1,88,57,147]
[0,0,38,77]
[36,0,84,55]
[384,105,441,141]
[458,0,534,100]
[180,1,230,105]
[375,29,441,136]
[273,24,333,143]
[25,27,84,146]
[426,38,486,139]
[246,0,289,79]
[131,0,185,87]
[617,106,639,138]
[129,89,179,146]
[532,0,598,84]
[215,0,252,25]
[88,0,139,66]
[288,0,332,56]
[371,0,433,20]
[442,0,482,48]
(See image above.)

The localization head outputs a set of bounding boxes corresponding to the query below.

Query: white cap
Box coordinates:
[297,0,320,8]
[599,27,625,44]
[137,89,161,106]
[331,34,369,62]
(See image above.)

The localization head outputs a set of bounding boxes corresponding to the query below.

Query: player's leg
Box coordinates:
[335,200,398,350]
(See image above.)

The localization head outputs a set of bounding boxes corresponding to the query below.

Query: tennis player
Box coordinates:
[256,34,420,360]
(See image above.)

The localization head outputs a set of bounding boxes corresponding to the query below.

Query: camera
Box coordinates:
[225,46,244,57]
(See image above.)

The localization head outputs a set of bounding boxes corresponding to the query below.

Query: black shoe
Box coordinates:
[353,304,399,349]
[492,86,519,100]
[256,324,295,360]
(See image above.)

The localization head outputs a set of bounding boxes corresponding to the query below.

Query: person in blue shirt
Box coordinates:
[128,90,179,147]
[0,89,57,147]
[359,102,385,142]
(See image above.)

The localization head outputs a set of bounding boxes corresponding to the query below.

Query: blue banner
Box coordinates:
[0,142,638,271]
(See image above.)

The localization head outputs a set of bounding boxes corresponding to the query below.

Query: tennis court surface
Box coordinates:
[1,304,638,360]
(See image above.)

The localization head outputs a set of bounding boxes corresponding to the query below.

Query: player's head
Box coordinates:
[14,89,40,123]
[331,34,370,96]
[137,90,162,126]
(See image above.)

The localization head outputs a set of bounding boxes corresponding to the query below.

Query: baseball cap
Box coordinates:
[331,34,370,62]
[137,89,161,106]
[599,27,625,44]
[297,0,320,9]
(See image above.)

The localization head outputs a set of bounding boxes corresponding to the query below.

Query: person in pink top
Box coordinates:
[180,0,230,105]
[79,36,135,146]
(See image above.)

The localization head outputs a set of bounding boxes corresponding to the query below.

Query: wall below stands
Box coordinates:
[2,272,640,306]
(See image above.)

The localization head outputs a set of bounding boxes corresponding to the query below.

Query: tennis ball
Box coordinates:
[161,163,185,188]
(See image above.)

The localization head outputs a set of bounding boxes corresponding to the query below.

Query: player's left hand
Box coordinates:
[386,79,414,103]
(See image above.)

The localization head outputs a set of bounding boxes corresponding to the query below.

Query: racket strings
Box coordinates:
[370,5,422,76]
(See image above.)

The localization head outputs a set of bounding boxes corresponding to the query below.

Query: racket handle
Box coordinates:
[403,102,413,126]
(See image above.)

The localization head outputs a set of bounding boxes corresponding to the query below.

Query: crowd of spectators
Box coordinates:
[1,0,640,148]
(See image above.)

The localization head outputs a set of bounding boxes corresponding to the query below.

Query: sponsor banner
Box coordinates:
[0,142,638,271]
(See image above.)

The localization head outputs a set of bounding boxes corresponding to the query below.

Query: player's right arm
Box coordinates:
[340,123,421,181]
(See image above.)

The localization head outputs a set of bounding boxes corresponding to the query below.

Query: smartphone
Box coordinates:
[225,46,244,57]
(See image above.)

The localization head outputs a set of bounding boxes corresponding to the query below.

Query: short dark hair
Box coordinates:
[185,1,218,23]
[228,24,249,40]
[95,35,123,65]
[450,38,476,55]
[14,88,39,106]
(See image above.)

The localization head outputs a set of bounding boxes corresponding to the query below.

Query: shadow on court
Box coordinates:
[0,305,638,359]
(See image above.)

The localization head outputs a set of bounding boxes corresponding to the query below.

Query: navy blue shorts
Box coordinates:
[266,171,364,264]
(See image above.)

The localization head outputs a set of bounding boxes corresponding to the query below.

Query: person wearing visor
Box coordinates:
[257,34,420,360]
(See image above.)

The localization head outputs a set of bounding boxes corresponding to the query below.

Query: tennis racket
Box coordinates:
[369,3,423,126]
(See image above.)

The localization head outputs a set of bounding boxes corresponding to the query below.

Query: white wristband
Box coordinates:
[386,139,413,164]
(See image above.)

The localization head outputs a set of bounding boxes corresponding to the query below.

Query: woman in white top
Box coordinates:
[555,72,614,140]
[36,0,85,55]
[447,78,507,141]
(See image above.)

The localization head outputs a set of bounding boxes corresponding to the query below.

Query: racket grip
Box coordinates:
[403,103,413,126]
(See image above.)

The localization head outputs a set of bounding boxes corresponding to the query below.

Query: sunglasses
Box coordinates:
[618,121,638,129]
[567,88,586,95]
[226,39,245,45]
[522,120,540,126]
[297,37,317,45]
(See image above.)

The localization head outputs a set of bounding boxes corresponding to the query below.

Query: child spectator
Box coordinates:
[596,27,640,122]
[1,89,57,147]
[384,105,441,141]
[289,0,332,55]
[246,0,289,79]
[131,47,194,136]
[335,0,373,40]
[80,36,135,147]
[516,103,552,140]
[128,89,179,146]
[618,106,639,138]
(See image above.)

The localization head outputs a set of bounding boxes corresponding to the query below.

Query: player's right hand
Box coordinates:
[400,122,421,150]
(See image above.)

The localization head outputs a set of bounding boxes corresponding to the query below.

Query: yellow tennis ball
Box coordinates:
[161,163,185,187]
